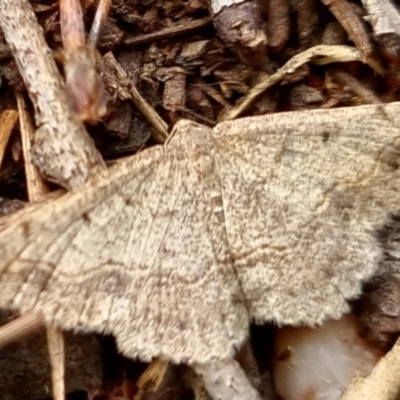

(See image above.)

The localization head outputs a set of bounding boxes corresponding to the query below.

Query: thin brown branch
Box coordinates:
[320,0,373,62]
[0,311,44,348]
[222,45,366,121]
[16,92,49,201]
[60,0,85,50]
[102,52,169,142]
[0,109,18,171]
[123,17,212,47]
[88,0,113,48]
[47,327,66,400]
[327,69,381,105]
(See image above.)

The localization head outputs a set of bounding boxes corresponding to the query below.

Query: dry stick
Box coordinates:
[0,0,105,190]
[88,0,113,48]
[123,17,212,46]
[361,0,400,36]
[102,52,169,142]
[17,91,66,400]
[0,110,18,170]
[327,69,382,105]
[60,0,85,50]
[194,359,263,400]
[17,93,49,201]
[320,0,373,62]
[221,44,375,121]
[340,337,400,400]
[47,327,66,400]
[0,311,44,348]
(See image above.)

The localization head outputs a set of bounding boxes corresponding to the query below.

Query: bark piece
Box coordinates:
[211,0,267,67]
[101,102,152,156]
[267,0,290,53]
[288,83,325,110]
[361,0,400,63]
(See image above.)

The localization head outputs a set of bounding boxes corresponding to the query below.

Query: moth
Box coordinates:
[1,102,400,366]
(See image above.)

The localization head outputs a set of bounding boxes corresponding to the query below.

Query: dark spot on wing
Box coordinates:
[82,212,91,223]
[322,131,330,143]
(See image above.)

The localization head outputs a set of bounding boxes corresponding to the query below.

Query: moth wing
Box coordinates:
[213,103,400,325]
[0,121,248,364]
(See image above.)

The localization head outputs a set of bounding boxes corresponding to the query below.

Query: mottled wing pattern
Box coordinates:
[213,103,400,326]
[0,121,248,364]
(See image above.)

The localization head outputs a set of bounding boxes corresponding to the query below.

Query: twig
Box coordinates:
[340,337,400,400]
[0,311,44,348]
[47,327,66,400]
[0,109,18,171]
[327,69,382,105]
[222,45,369,121]
[88,0,113,48]
[320,0,373,62]
[16,92,49,201]
[102,52,169,142]
[194,359,263,400]
[0,0,105,190]
[123,17,212,47]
